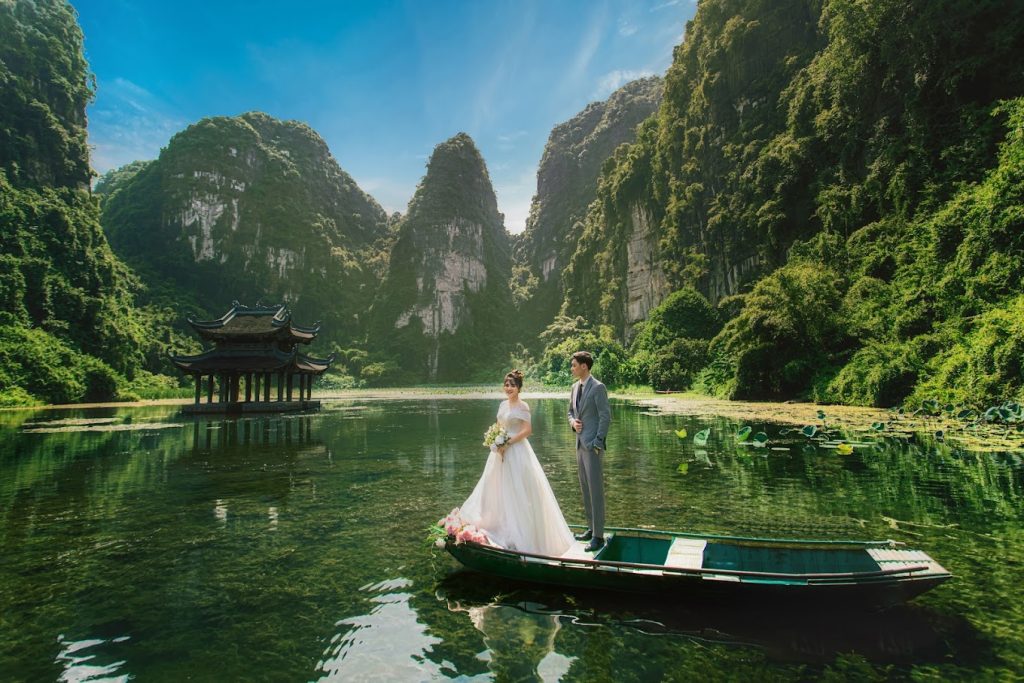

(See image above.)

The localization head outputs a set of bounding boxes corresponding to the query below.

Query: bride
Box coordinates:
[457,370,574,556]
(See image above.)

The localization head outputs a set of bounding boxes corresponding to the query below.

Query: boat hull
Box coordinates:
[445,528,950,609]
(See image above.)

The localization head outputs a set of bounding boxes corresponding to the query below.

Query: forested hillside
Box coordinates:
[98,112,392,366]
[551,0,1024,407]
[0,0,156,405]
[513,77,663,351]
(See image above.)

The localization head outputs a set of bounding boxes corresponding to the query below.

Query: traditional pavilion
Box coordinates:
[171,301,334,414]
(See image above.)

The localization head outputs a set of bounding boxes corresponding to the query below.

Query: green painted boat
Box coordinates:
[445,526,951,609]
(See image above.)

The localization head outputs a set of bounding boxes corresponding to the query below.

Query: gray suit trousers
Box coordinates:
[576,445,605,537]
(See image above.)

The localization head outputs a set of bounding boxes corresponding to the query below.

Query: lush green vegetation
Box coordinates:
[98,112,392,359]
[4,0,1023,412]
[547,0,1024,410]
[0,0,173,406]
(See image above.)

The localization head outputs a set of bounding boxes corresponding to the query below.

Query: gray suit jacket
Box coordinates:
[567,376,611,451]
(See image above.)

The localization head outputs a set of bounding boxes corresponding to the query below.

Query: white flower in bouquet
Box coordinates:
[482,422,510,449]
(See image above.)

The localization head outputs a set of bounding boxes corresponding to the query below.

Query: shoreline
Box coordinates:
[2,387,892,428]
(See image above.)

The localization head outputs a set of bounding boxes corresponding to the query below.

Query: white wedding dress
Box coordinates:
[458,400,574,556]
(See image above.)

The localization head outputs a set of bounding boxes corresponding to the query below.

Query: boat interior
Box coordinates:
[560,533,896,575]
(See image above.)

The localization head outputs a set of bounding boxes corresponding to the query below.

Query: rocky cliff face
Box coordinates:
[372,133,513,381]
[99,112,390,347]
[514,77,663,345]
[563,0,820,339]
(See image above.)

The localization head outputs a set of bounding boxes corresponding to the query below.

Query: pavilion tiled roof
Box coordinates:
[187,302,320,343]
[170,347,334,375]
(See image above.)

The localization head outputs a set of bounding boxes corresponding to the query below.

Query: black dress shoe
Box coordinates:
[584,537,605,552]
[574,530,593,542]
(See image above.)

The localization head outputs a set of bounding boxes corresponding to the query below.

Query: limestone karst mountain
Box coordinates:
[98,112,391,350]
[559,0,1024,404]
[370,133,514,382]
[513,77,663,349]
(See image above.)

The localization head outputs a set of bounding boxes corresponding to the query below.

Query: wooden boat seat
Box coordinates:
[867,547,947,575]
[663,538,707,570]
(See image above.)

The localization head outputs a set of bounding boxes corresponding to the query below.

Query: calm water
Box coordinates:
[1,398,1022,681]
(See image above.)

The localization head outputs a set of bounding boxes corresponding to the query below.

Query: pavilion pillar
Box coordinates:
[264,372,271,402]
[245,373,253,402]
[194,375,201,405]
[233,374,241,402]
[306,375,312,400]
[253,374,261,403]
[277,372,284,401]
[286,373,294,402]
[207,374,214,403]
[218,374,226,403]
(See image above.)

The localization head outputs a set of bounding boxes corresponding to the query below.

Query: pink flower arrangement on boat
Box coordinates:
[435,507,492,547]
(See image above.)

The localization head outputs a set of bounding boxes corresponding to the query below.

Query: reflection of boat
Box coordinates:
[435,572,975,666]
[445,526,951,609]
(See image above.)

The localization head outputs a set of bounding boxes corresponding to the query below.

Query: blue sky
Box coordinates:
[75,0,696,232]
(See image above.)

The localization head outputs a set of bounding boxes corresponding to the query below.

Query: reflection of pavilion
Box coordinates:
[190,414,318,452]
[172,302,333,414]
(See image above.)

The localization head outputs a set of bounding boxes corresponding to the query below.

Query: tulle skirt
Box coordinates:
[459,440,574,557]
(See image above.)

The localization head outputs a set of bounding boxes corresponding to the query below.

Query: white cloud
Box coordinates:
[494,165,538,234]
[496,130,528,143]
[352,175,413,215]
[592,69,655,99]
[618,20,638,37]
[495,129,529,151]
[651,0,681,10]
[87,77,185,175]
[563,6,608,91]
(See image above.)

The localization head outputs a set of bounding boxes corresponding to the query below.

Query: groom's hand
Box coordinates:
[572,419,583,433]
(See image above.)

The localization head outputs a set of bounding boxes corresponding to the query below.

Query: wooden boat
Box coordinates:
[445,526,951,609]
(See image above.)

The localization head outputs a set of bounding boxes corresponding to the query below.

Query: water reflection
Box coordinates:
[55,633,131,683]
[317,578,445,681]
[1,399,1021,679]
[435,571,982,669]
[445,598,575,681]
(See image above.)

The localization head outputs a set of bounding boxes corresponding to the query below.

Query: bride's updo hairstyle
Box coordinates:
[504,369,524,390]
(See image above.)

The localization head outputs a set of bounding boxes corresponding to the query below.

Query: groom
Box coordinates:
[567,351,611,552]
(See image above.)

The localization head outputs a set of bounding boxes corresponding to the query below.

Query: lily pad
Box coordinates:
[736,426,752,442]
[836,443,854,455]
[752,431,769,446]
[674,428,688,439]
[694,429,710,447]
[676,463,689,474]
[800,425,819,438]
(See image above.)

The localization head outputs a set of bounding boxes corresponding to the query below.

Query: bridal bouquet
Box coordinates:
[482,423,510,449]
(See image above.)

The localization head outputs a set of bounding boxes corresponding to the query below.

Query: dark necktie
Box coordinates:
[575,380,583,412]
